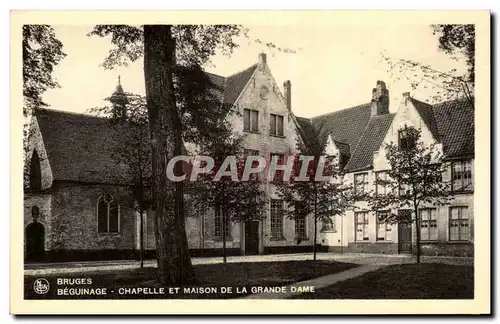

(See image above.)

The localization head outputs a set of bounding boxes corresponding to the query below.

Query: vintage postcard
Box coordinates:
[10,10,491,315]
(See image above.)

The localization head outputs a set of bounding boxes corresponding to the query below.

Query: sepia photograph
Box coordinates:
[10,10,491,315]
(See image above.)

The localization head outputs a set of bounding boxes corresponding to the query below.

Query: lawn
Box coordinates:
[25,260,357,299]
[292,263,474,299]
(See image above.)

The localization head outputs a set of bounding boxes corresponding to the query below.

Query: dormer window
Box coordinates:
[339,152,349,169]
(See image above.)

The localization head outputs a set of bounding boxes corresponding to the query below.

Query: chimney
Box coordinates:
[284,80,291,111]
[258,53,267,66]
[370,80,389,117]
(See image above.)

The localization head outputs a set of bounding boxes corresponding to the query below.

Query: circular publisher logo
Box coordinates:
[33,278,50,295]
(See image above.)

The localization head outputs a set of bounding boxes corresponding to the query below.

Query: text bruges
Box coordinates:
[56,277,107,296]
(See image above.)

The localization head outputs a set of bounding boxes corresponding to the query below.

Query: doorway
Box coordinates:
[245,220,260,255]
[26,221,45,262]
[398,209,412,254]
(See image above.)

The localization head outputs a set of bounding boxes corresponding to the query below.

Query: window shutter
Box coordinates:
[277,115,284,136]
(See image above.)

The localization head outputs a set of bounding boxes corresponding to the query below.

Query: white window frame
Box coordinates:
[449,206,470,241]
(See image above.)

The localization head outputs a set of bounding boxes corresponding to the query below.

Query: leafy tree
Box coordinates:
[367,125,451,263]
[380,24,474,105]
[23,25,66,116]
[90,89,152,268]
[88,25,243,285]
[276,135,354,261]
[187,128,267,264]
[433,24,475,87]
[23,25,66,190]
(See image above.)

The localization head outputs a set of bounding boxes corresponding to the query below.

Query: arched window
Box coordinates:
[97,194,120,233]
[29,150,42,192]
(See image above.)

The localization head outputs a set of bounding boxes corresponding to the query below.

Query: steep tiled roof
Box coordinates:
[344,113,395,172]
[35,108,130,184]
[411,98,441,141]
[34,64,259,184]
[310,103,372,147]
[317,97,473,173]
[295,116,320,150]
[222,64,258,107]
[433,98,474,159]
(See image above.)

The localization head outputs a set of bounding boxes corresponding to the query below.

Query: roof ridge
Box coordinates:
[226,63,258,79]
[35,107,109,120]
[204,70,226,80]
[432,96,474,107]
[311,102,371,120]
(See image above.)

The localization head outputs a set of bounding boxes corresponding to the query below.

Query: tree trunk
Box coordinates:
[140,210,144,269]
[143,25,195,285]
[414,207,421,264]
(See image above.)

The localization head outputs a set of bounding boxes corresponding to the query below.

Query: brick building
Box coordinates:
[24,54,474,261]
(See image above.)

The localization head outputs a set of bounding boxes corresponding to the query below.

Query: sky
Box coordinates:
[42,24,467,118]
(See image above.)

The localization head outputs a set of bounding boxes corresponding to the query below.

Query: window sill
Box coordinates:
[295,236,309,241]
[269,134,286,139]
[270,236,286,241]
[354,240,370,243]
[97,233,121,237]
[447,240,472,244]
[375,240,393,243]
[213,237,233,242]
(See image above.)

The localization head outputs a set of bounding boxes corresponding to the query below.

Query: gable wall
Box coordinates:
[335,98,473,255]
[26,116,53,190]
[227,61,301,157]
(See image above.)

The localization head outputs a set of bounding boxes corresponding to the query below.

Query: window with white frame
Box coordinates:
[449,206,469,241]
[270,199,284,239]
[376,211,392,241]
[97,194,120,233]
[451,160,473,192]
[419,208,437,241]
[295,216,307,239]
[375,171,389,196]
[354,173,368,197]
[214,205,230,239]
[355,211,369,241]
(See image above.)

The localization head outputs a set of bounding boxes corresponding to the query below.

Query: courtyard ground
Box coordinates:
[24,252,473,276]
[290,263,474,299]
[24,253,474,300]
